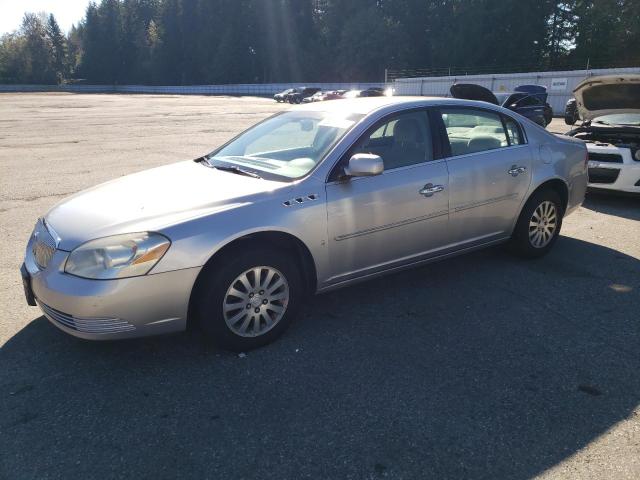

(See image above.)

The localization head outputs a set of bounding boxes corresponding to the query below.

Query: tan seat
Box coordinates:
[385,118,426,169]
[467,136,502,154]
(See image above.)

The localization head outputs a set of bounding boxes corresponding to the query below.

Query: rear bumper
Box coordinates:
[23,248,200,341]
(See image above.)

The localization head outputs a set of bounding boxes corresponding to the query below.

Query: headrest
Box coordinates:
[467,136,501,153]
[394,118,421,144]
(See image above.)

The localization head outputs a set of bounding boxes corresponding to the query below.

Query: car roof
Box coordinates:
[292,96,506,115]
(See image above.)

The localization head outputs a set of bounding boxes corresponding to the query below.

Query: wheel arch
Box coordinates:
[187,230,318,329]
[528,178,569,213]
[511,177,569,236]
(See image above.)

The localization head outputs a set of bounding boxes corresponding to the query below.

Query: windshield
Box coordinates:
[208,110,363,180]
[494,93,510,105]
[592,113,640,126]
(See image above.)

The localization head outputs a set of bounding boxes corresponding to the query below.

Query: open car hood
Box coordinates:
[573,75,640,121]
[450,83,499,105]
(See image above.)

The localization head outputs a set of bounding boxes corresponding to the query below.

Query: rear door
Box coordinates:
[436,107,532,246]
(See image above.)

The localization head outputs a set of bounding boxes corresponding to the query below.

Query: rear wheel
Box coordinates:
[510,189,563,258]
[194,248,302,351]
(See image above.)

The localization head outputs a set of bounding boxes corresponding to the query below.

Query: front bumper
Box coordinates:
[586,145,640,194]
[23,247,200,341]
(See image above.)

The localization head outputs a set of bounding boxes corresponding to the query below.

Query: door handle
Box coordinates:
[419,183,445,197]
[508,165,527,177]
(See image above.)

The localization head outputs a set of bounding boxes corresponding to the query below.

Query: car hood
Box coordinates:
[573,75,640,121]
[46,160,289,250]
[449,83,499,105]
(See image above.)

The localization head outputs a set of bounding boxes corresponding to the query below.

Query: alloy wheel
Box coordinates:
[222,266,289,337]
[528,200,558,248]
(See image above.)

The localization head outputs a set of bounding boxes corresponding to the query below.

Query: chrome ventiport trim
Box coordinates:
[38,301,136,334]
[283,194,319,207]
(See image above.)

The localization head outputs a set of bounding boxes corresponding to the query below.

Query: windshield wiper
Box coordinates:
[212,164,261,179]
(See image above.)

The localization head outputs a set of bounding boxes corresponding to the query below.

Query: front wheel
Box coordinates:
[194,248,303,351]
[509,189,563,258]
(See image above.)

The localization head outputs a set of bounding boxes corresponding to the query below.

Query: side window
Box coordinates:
[351,111,433,171]
[440,108,509,157]
[503,117,525,145]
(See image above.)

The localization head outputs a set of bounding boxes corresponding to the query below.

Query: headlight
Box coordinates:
[65,232,170,280]
[635,149,640,161]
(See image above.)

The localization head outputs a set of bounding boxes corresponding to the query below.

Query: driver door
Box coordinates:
[324,110,450,286]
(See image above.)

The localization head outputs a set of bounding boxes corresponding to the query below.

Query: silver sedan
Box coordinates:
[22,97,588,350]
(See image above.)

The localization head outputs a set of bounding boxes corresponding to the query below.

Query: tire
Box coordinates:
[509,189,564,258]
[194,247,303,351]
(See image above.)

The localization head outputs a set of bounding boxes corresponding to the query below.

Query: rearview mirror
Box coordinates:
[300,119,314,132]
[344,153,384,177]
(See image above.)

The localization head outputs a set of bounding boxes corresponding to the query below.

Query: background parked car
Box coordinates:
[323,90,347,100]
[274,88,297,103]
[287,87,321,104]
[343,90,362,99]
[514,85,554,125]
[303,91,325,103]
[450,83,551,127]
[358,87,386,97]
[565,75,640,194]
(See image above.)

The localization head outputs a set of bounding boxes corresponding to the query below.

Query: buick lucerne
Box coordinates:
[22,97,588,350]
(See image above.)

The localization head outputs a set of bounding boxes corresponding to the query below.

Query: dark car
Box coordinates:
[323,90,347,100]
[514,85,554,125]
[287,87,321,104]
[358,87,386,97]
[274,88,297,103]
[450,83,551,127]
[564,98,580,125]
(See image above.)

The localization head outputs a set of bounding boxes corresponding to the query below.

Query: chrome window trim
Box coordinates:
[442,143,530,162]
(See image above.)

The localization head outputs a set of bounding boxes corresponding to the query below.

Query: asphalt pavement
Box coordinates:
[1,94,638,479]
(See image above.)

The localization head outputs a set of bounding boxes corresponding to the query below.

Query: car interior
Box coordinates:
[442,110,509,156]
[354,113,432,169]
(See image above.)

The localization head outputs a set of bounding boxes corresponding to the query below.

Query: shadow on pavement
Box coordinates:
[583,191,640,221]
[1,236,639,479]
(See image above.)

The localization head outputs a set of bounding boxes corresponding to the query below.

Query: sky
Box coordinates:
[0,0,92,35]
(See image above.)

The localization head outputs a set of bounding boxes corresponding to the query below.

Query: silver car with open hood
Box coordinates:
[22,97,588,351]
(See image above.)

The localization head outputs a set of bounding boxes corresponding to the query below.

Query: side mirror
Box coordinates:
[344,153,384,177]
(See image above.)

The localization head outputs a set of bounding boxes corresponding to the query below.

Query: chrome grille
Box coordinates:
[31,221,57,270]
[38,301,136,334]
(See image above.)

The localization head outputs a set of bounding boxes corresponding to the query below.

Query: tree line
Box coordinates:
[1,0,638,85]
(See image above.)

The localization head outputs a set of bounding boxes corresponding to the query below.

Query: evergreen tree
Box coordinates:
[1,1,639,85]
[47,14,69,82]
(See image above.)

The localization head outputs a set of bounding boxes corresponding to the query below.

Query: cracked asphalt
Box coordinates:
[1,94,639,479]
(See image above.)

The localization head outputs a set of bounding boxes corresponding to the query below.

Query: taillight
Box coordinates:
[584,148,589,169]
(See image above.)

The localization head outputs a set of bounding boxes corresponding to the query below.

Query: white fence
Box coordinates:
[0,82,384,96]
[392,67,640,114]
[3,67,639,115]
